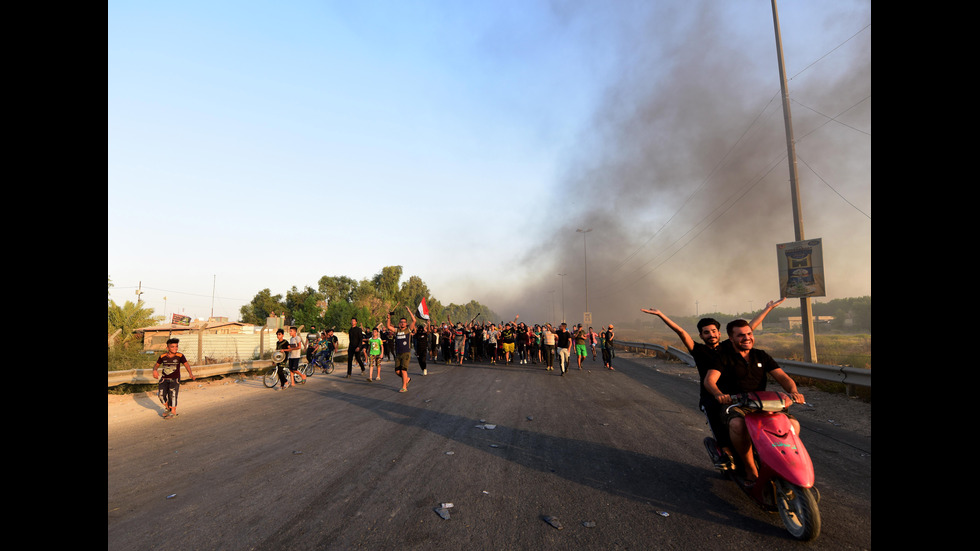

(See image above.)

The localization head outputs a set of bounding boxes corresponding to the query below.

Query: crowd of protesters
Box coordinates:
[150,312,618,418]
[337,314,617,378]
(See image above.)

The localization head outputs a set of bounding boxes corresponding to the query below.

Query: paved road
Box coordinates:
[108,352,871,550]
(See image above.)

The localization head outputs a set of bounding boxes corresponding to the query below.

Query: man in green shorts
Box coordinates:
[574,324,589,370]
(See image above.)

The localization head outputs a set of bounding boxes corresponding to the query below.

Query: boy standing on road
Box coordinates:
[367,328,384,382]
[286,326,307,387]
[153,338,196,419]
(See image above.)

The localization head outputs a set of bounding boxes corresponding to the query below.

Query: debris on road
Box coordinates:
[543,516,563,530]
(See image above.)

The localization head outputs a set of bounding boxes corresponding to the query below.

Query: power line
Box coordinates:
[592,22,871,299]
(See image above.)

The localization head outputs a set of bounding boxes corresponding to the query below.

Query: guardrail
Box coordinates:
[109,342,870,391]
[617,340,871,390]
[108,350,350,387]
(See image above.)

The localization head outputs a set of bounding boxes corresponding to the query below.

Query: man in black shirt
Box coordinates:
[704,319,803,482]
[641,299,786,453]
[554,323,572,375]
[346,317,365,378]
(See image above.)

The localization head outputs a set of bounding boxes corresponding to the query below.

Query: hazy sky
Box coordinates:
[108,0,871,326]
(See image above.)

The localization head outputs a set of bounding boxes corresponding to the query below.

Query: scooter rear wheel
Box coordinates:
[774,478,820,541]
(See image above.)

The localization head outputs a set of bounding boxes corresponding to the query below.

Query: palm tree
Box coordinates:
[108,300,161,344]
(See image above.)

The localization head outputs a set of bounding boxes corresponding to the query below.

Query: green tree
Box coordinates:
[398,275,430,309]
[372,265,403,302]
[318,275,358,306]
[240,288,285,325]
[286,286,326,329]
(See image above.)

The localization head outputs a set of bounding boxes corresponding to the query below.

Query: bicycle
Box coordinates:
[309,350,335,374]
[263,351,306,388]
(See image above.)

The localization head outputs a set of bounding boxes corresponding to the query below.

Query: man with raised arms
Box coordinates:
[641,298,785,457]
[703,319,803,483]
[386,306,418,392]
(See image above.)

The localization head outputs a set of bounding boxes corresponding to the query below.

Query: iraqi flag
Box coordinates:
[417,298,430,320]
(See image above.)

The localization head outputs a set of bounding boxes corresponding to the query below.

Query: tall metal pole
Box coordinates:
[771,0,817,362]
[551,289,556,322]
[557,273,567,323]
[576,228,592,318]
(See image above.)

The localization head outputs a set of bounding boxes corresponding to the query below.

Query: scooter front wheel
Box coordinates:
[773,478,820,541]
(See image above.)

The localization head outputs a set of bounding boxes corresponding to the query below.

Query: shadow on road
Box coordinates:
[315,384,775,535]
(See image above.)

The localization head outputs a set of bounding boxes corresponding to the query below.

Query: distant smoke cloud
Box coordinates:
[488,1,871,324]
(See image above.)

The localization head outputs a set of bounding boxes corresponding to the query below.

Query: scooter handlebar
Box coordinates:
[724,391,802,414]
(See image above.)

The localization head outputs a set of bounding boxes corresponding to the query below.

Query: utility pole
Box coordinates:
[576,228,592,324]
[557,273,567,323]
[771,0,817,362]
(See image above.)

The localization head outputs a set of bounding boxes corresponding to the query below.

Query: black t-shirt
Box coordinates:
[713,340,779,395]
[556,330,572,348]
[603,330,614,349]
[156,352,188,381]
[691,342,721,406]
[394,329,412,354]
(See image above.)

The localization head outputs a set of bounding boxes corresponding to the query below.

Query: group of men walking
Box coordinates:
[150,297,802,482]
[339,313,619,386]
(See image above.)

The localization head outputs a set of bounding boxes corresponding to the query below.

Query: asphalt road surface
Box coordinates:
[108,352,871,550]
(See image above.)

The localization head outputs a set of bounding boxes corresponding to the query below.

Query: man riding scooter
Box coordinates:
[703,319,804,484]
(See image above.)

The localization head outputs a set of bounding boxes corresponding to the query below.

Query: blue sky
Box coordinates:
[109,1,871,325]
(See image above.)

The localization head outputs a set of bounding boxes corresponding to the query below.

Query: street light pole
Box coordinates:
[576,228,592,321]
[557,273,567,323]
[550,289,556,322]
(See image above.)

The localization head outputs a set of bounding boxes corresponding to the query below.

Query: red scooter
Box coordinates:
[703,391,821,541]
